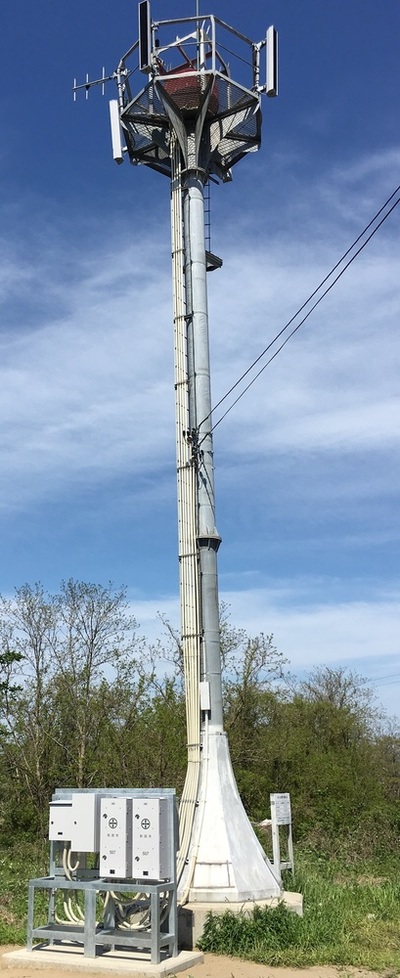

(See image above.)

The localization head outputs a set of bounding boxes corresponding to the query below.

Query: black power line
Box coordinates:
[199,185,400,439]
[371,673,400,688]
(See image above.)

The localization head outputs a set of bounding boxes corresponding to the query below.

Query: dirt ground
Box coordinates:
[0,946,389,978]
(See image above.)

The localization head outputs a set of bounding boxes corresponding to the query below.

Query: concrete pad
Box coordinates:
[1,946,204,977]
[179,890,303,949]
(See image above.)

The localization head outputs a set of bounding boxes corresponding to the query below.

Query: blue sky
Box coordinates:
[1,1,399,719]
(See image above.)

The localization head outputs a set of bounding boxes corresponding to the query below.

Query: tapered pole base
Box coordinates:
[178,729,282,903]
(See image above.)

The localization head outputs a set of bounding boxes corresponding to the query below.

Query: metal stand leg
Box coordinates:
[150,890,161,964]
[171,890,178,957]
[84,887,97,957]
[48,886,56,946]
[27,883,34,951]
[103,893,116,952]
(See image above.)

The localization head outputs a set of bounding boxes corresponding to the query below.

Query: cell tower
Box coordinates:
[75,2,281,905]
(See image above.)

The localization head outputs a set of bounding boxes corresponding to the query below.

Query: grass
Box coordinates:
[198,851,400,970]
[2,842,400,970]
[0,841,48,944]
[0,841,103,945]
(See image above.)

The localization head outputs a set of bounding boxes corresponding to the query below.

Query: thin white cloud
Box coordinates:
[220,585,399,664]
[333,147,400,190]
[220,583,400,719]
[0,226,175,508]
[0,144,398,517]
[126,580,400,718]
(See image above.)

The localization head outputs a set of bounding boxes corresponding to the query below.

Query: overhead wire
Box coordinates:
[371,673,400,688]
[199,185,400,438]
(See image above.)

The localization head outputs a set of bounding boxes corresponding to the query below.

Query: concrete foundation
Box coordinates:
[178,890,304,949]
[1,946,203,977]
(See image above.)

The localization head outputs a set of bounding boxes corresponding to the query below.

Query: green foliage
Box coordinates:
[0,841,48,944]
[199,851,400,969]
[224,654,400,846]
[199,903,302,958]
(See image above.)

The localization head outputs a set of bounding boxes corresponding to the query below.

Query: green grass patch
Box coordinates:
[0,841,48,944]
[198,851,400,969]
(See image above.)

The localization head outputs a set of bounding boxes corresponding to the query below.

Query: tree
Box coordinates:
[219,606,289,818]
[51,579,145,787]
[299,665,381,732]
[267,668,385,840]
[0,580,146,835]
[0,583,59,831]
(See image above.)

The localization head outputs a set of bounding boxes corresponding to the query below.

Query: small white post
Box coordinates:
[270,797,282,882]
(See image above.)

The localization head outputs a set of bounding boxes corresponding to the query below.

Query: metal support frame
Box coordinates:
[27,877,177,964]
[271,823,295,880]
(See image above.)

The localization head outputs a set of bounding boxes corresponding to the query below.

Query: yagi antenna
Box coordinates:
[73,68,111,101]
[73,64,128,165]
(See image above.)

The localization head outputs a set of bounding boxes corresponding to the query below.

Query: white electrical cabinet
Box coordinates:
[49,800,72,841]
[47,789,176,883]
[132,797,170,880]
[100,796,132,878]
[71,793,101,853]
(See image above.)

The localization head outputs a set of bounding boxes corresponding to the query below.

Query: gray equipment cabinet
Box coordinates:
[27,788,178,965]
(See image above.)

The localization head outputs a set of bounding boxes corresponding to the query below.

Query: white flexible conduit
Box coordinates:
[56,846,162,931]
[170,133,202,894]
